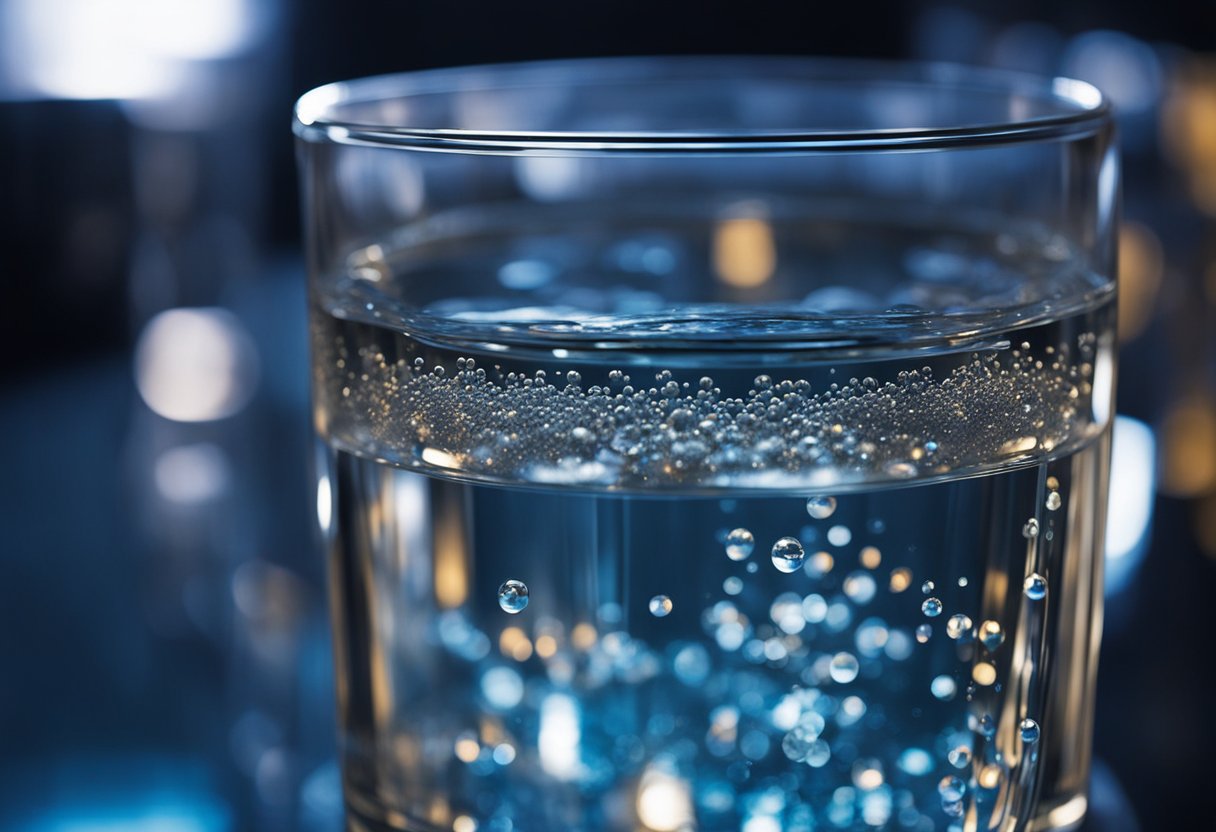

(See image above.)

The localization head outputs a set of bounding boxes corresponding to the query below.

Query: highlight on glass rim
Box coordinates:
[297,57,1117,832]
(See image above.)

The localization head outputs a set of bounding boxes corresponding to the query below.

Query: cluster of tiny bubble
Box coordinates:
[323,337,1097,489]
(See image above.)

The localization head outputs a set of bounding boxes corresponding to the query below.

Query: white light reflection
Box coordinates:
[316,474,333,534]
[1062,30,1162,114]
[515,156,585,202]
[1106,416,1155,594]
[135,307,258,423]
[2,0,267,101]
[155,443,231,505]
[538,693,582,781]
[636,764,694,832]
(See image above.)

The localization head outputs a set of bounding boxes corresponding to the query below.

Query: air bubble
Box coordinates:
[649,595,673,617]
[1019,718,1041,744]
[979,620,1005,651]
[1046,491,1062,511]
[938,776,966,803]
[922,581,935,595]
[829,651,860,684]
[945,614,973,640]
[916,624,933,643]
[947,746,972,769]
[723,577,743,596]
[1023,518,1040,539]
[771,537,806,573]
[921,597,943,617]
[725,528,755,561]
[806,496,837,519]
[1023,573,1048,600]
[497,580,529,614]
[977,714,996,739]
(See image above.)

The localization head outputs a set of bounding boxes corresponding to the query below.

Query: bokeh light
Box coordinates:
[135,308,259,423]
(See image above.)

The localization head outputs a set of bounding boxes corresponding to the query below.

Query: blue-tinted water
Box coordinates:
[315,214,1113,832]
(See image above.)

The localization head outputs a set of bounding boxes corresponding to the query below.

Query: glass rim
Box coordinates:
[294,55,1111,154]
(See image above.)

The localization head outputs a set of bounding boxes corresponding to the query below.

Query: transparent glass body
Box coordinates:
[296,57,1117,832]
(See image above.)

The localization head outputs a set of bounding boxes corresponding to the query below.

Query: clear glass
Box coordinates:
[296,57,1117,832]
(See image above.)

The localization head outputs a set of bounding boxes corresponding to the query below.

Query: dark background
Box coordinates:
[2,1,1214,830]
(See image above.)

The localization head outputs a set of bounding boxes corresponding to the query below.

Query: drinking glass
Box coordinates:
[295,57,1116,832]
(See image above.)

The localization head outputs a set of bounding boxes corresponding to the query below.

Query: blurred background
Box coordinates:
[0,1,1211,829]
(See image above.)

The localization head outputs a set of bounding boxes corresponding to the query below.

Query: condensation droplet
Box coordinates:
[497,580,529,614]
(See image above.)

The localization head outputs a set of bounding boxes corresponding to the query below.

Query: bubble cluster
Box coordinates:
[497,579,529,614]
[321,334,1101,490]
